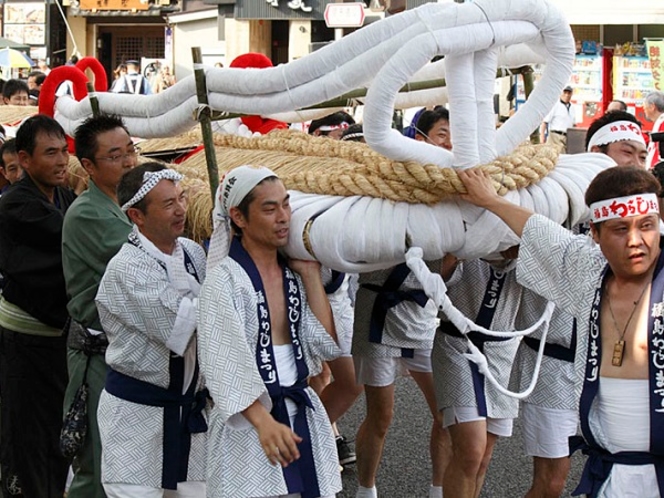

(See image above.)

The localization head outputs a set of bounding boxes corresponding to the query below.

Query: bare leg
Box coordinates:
[525,456,571,498]
[409,370,451,487]
[309,361,331,395]
[443,420,488,498]
[355,384,395,488]
[319,356,364,423]
[474,432,498,498]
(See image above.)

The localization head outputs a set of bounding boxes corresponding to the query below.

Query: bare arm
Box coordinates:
[539,121,548,143]
[457,168,535,238]
[289,260,338,344]
[242,399,302,467]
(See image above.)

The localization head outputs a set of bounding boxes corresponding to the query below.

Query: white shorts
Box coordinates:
[354,349,432,387]
[442,406,513,437]
[521,403,578,458]
[103,481,205,498]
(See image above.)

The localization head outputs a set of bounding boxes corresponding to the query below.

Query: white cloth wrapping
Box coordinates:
[197,257,342,498]
[95,233,208,488]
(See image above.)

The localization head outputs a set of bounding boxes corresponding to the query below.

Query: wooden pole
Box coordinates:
[192,47,219,200]
[520,66,539,144]
[86,82,100,117]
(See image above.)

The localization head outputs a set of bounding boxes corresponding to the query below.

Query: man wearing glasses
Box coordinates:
[62,114,139,498]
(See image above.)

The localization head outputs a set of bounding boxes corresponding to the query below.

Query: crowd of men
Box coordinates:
[0,89,662,498]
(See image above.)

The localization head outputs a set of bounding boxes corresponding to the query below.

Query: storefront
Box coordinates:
[65,0,175,82]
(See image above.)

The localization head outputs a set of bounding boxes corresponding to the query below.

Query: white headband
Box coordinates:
[340,132,364,141]
[318,122,350,132]
[207,165,278,272]
[587,120,645,152]
[121,169,183,212]
[590,193,659,223]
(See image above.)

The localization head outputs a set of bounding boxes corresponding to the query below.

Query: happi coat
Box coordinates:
[96,229,208,489]
[517,214,664,497]
[352,262,439,359]
[432,259,521,419]
[197,240,342,498]
[511,289,579,410]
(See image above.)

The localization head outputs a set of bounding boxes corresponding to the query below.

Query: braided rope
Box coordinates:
[178,130,560,203]
[174,130,561,244]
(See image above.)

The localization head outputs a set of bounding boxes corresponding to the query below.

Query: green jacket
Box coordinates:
[62,180,132,330]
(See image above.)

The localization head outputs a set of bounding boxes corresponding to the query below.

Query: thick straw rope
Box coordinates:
[179,130,560,205]
[175,134,561,245]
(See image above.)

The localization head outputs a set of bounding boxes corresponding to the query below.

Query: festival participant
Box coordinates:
[458,165,664,498]
[95,163,208,497]
[414,107,452,151]
[645,91,664,169]
[308,111,355,139]
[433,255,521,498]
[0,139,23,188]
[352,259,450,498]
[111,60,152,95]
[511,288,579,498]
[585,111,647,168]
[539,86,575,148]
[0,115,74,497]
[2,79,29,106]
[61,114,138,498]
[606,100,627,113]
[199,165,342,498]
[340,123,365,143]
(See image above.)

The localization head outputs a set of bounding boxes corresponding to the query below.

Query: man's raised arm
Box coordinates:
[458,168,535,238]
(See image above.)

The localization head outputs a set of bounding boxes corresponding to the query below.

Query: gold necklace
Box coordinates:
[606,282,649,367]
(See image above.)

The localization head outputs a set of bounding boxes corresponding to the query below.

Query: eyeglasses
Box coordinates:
[96,147,140,164]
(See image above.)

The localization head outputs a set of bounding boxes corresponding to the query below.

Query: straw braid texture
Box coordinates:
[174,131,561,244]
[178,130,560,203]
[0,106,36,126]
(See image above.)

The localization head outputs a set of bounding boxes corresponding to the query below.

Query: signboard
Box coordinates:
[79,0,149,10]
[3,2,45,45]
[646,39,664,91]
[324,2,365,28]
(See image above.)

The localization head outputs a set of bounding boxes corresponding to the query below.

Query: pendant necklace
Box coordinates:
[606,282,649,367]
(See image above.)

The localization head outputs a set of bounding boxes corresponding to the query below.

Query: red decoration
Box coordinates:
[228,53,289,135]
[75,56,108,92]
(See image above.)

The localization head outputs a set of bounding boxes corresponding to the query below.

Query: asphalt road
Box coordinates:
[335,376,585,498]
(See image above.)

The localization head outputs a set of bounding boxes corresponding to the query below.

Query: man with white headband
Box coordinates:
[198,165,342,498]
[95,162,209,497]
[585,111,647,168]
[459,165,664,498]
[308,111,355,140]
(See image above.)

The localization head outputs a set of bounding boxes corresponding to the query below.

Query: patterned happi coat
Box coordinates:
[510,289,579,410]
[95,235,208,488]
[432,259,522,419]
[197,255,342,498]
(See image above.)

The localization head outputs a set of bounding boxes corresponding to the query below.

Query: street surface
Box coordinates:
[337,376,584,498]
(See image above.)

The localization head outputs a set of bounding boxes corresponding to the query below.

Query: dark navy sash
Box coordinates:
[362,263,429,351]
[523,319,577,363]
[229,236,320,498]
[107,236,204,489]
[439,267,507,417]
[105,365,209,489]
[324,270,346,295]
[573,248,664,497]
